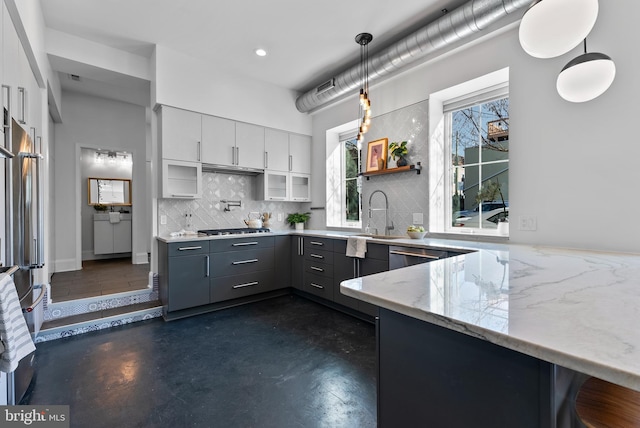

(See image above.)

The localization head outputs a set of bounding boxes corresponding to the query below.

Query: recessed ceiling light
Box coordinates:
[255,48,267,57]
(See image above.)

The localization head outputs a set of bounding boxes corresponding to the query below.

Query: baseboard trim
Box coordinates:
[133,252,149,264]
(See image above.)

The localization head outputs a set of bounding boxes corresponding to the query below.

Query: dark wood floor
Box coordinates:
[50,258,150,302]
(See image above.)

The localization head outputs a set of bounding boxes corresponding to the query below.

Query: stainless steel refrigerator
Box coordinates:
[3,115,45,404]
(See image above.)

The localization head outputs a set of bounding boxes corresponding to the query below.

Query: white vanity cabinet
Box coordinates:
[94,213,132,255]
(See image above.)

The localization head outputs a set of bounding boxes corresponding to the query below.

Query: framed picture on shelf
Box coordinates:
[366,138,388,172]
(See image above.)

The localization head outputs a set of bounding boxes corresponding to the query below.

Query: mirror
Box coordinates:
[88,178,132,206]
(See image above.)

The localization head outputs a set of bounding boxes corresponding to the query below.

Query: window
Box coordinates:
[326,122,362,229]
[448,95,509,232]
[428,68,509,236]
[344,137,361,223]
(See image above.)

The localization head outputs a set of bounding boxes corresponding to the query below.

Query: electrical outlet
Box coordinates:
[412,213,423,225]
[160,215,167,225]
[277,213,283,222]
[518,215,537,231]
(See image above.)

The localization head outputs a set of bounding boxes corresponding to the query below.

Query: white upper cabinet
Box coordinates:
[235,122,265,170]
[289,134,311,174]
[201,115,235,165]
[264,128,289,171]
[159,106,202,162]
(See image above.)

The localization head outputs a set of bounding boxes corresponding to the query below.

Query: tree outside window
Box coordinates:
[344,138,361,222]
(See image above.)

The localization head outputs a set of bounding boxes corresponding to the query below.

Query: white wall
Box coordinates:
[54,92,149,271]
[311,4,640,253]
[153,45,311,135]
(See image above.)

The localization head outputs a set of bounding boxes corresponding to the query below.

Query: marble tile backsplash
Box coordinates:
[361,100,429,236]
[158,172,305,236]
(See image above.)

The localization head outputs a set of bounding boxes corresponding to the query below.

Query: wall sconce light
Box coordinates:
[556,39,615,103]
[519,0,599,58]
[94,152,104,164]
[355,33,373,143]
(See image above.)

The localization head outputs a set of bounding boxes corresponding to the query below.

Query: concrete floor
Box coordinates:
[27,295,377,428]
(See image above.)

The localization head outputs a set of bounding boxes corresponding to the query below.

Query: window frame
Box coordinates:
[428,68,510,237]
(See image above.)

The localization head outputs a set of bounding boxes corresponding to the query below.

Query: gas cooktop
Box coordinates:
[198,227,271,236]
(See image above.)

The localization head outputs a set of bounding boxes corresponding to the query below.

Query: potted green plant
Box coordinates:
[286,212,311,231]
[388,141,408,167]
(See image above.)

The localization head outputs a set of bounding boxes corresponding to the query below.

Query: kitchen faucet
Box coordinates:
[367,190,395,235]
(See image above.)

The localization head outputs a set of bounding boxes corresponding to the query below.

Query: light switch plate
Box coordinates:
[160,215,167,225]
[412,213,424,225]
[518,215,537,231]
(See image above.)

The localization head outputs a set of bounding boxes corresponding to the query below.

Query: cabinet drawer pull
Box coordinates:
[205,255,210,277]
[309,241,324,246]
[389,250,440,260]
[232,258,258,265]
[178,246,203,251]
[232,242,258,246]
[310,283,324,289]
[310,254,324,259]
[310,266,324,272]
[233,281,259,289]
[171,194,195,198]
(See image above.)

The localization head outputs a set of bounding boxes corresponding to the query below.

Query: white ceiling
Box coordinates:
[39,0,469,105]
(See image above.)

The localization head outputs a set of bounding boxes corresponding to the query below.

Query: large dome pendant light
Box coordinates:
[556,39,616,103]
[519,0,599,58]
[355,33,373,143]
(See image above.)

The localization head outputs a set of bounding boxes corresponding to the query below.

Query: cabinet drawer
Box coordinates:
[167,241,210,257]
[303,272,334,300]
[304,237,334,251]
[211,248,274,277]
[209,236,274,253]
[304,260,333,278]
[333,240,388,261]
[304,248,333,264]
[210,270,275,303]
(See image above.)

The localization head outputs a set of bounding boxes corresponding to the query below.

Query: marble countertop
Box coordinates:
[341,243,640,392]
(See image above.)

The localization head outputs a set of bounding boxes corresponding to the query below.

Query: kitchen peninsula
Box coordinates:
[341,240,640,426]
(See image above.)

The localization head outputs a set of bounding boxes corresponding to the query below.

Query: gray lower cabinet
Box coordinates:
[302,237,334,299]
[275,236,291,288]
[378,308,553,427]
[333,241,388,315]
[210,236,276,303]
[159,240,211,312]
[160,236,281,316]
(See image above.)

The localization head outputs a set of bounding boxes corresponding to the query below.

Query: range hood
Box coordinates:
[202,163,264,176]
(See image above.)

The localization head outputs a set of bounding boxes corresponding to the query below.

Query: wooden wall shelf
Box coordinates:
[361,162,422,180]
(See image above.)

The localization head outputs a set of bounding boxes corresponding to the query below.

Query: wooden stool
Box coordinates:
[575,377,640,427]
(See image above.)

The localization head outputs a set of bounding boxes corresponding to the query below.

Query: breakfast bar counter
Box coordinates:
[341,242,640,426]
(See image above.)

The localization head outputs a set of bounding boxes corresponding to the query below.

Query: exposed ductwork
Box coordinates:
[295,0,531,113]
